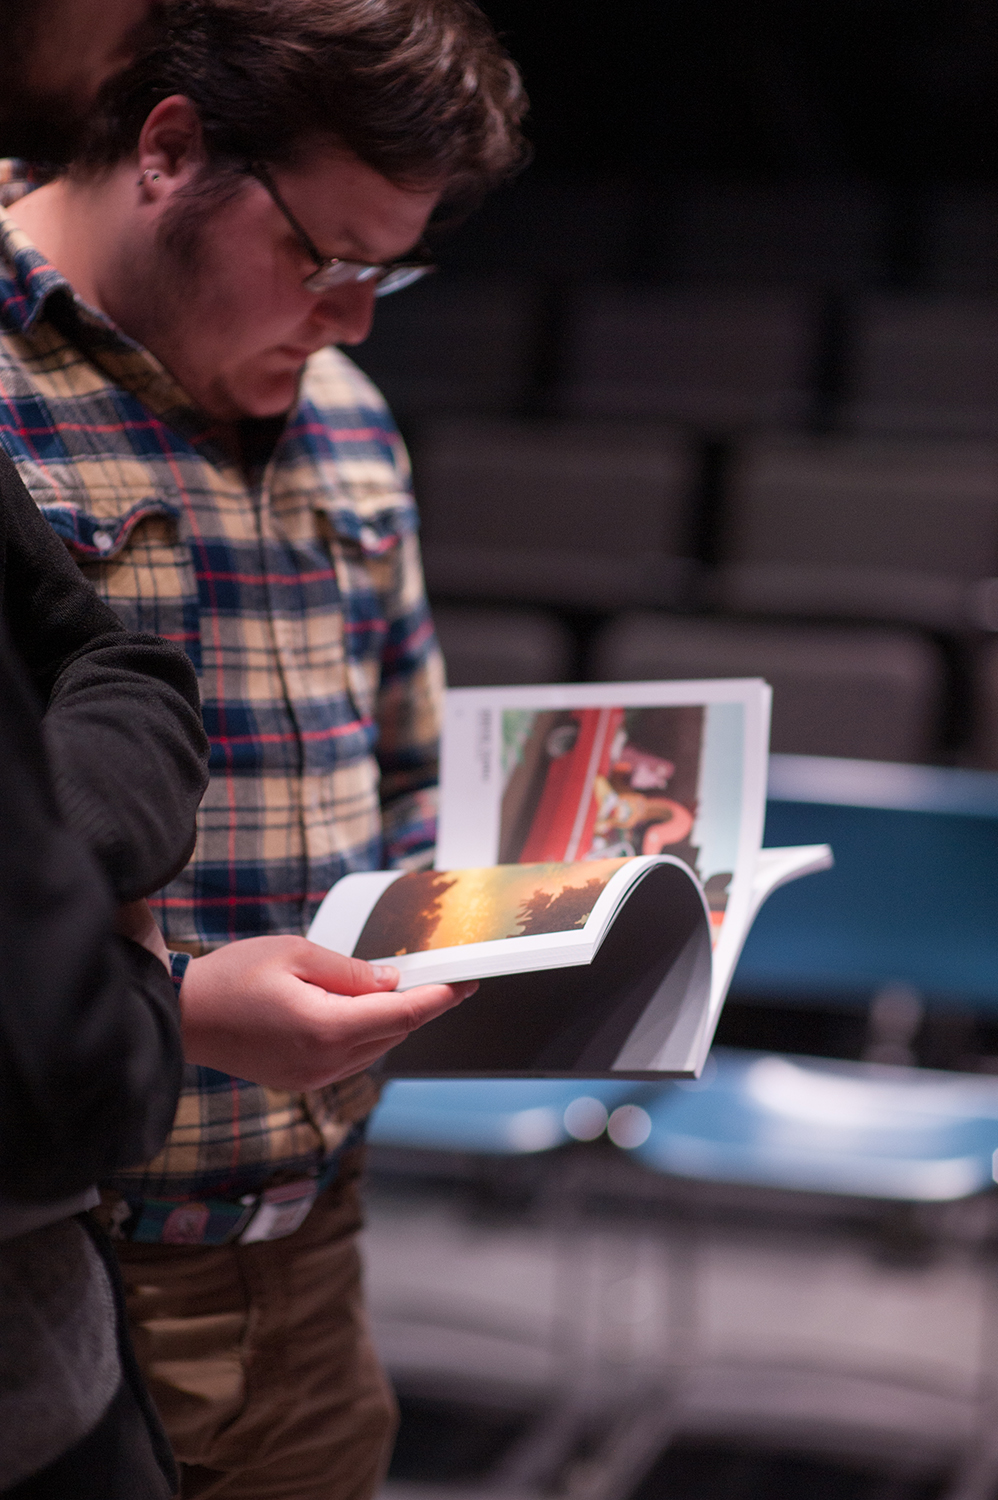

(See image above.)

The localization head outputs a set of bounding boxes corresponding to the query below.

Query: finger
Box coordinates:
[326,980,478,1043]
[291,939,399,996]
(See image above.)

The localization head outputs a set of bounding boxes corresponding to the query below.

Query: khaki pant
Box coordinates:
[113,1156,397,1500]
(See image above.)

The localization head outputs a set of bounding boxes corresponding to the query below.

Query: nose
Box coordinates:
[310,282,377,346]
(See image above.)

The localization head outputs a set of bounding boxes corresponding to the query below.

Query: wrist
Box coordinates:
[170,949,192,1000]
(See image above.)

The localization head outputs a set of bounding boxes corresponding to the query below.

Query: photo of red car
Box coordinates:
[501,706,702,868]
[519,708,625,862]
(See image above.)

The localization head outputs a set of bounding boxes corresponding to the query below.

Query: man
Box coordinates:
[0,2,527,1495]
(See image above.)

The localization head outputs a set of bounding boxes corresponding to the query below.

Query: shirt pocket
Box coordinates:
[41,499,203,674]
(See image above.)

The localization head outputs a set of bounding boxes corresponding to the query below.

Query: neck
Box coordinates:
[6,171,130,316]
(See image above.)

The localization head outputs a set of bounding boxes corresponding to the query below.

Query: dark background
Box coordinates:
[476,0,997,184]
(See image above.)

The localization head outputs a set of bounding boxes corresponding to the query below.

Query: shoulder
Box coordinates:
[302,345,394,416]
[293,347,417,545]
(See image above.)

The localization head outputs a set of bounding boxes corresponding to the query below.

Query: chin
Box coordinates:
[232,371,304,420]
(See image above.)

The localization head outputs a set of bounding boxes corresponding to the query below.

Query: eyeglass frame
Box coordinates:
[244,161,437,297]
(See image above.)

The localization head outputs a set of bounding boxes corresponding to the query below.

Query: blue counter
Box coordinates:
[734,755,998,1009]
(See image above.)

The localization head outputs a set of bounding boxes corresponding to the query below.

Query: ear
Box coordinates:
[135,95,204,193]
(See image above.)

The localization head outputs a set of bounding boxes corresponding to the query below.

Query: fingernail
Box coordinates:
[371,964,397,985]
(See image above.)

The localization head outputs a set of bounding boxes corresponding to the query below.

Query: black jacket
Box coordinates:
[0,447,209,1201]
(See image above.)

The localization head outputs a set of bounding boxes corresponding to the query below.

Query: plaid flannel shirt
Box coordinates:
[0,182,443,1200]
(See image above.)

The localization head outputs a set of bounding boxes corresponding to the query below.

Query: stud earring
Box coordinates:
[137,170,161,187]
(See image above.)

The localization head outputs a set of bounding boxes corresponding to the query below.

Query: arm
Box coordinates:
[0,448,209,899]
[0,632,184,1202]
[376,526,446,870]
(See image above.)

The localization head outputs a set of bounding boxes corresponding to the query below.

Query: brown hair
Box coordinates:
[73,0,529,207]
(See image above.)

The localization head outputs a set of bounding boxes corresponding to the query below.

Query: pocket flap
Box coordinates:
[313,494,418,557]
[40,498,180,560]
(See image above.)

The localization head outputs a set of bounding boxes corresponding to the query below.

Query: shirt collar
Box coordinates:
[0,202,77,335]
[0,176,210,429]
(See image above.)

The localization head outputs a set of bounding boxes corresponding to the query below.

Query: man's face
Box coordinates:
[0,0,151,159]
[132,149,441,423]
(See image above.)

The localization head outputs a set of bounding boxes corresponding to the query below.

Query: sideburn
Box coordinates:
[156,165,247,276]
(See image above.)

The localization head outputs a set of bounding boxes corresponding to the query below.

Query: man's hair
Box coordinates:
[72,0,528,207]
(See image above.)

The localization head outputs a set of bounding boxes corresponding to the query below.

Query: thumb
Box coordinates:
[290,939,399,996]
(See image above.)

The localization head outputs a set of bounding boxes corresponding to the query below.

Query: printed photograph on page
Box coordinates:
[497,702,744,944]
[352,859,630,960]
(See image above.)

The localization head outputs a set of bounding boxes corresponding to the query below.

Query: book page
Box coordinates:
[436,679,772,1012]
[381,858,713,1078]
[308,856,657,989]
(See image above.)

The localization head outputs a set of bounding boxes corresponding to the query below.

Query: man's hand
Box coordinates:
[179,935,477,1090]
[114,898,171,972]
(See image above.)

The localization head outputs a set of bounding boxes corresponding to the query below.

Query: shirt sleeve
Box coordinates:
[0,627,184,1202]
[376,526,445,871]
[0,448,209,901]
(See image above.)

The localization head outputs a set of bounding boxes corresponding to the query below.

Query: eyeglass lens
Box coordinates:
[303,261,435,297]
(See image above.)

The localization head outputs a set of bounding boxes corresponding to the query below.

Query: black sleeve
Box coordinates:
[0,448,209,900]
[0,632,184,1201]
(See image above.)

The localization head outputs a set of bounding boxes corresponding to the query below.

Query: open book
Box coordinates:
[309,680,832,1078]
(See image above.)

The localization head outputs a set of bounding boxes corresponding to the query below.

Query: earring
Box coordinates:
[137,169,161,187]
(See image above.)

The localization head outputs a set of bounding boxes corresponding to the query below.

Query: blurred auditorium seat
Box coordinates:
[924,188,998,295]
[434,174,641,280]
[843,295,998,439]
[966,643,998,772]
[746,754,998,1005]
[416,417,697,610]
[652,179,885,288]
[714,434,998,629]
[348,274,539,421]
[590,613,944,761]
[432,604,574,687]
[554,286,815,428]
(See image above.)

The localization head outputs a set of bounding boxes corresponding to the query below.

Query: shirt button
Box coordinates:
[93,530,113,554]
[359,526,380,551]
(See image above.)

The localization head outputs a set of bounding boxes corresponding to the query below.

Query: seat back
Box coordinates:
[745,754,998,1005]
[554,286,815,428]
[433,605,575,688]
[590,613,945,762]
[654,180,884,288]
[416,417,697,609]
[349,275,539,421]
[844,295,998,439]
[716,434,998,628]
[924,188,998,295]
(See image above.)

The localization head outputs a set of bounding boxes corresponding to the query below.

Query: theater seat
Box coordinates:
[925,188,998,296]
[589,613,945,762]
[348,274,539,420]
[432,604,575,687]
[714,434,998,630]
[416,417,697,610]
[843,295,998,439]
[653,179,884,289]
[554,286,815,429]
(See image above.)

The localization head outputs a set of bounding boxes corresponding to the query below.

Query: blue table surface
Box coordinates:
[368,1078,651,1154]
[735,755,998,1008]
[634,1047,998,1201]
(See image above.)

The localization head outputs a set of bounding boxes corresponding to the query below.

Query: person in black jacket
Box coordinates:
[0,2,208,1493]
[0,11,474,1494]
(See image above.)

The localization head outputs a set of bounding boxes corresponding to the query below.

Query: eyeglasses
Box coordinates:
[245,162,436,297]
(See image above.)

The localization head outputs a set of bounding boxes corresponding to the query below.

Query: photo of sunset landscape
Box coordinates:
[352,859,629,960]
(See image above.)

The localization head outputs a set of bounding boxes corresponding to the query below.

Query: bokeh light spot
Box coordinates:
[563,1096,609,1141]
[607,1104,652,1149]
